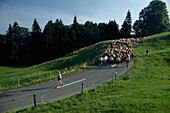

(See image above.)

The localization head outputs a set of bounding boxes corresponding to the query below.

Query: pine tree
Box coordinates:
[52,19,70,58]
[12,21,21,63]
[120,21,129,38]
[125,10,132,37]
[73,16,78,26]
[19,27,30,64]
[4,22,22,65]
[93,23,100,43]
[107,20,119,40]
[84,21,93,45]
[68,29,77,51]
[113,20,120,38]
[72,15,80,49]
[42,20,54,60]
[98,23,107,41]
[120,10,132,38]
[29,19,42,64]
[5,24,13,64]
[0,34,5,64]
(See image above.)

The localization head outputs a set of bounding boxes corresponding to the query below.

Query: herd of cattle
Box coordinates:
[98,37,144,67]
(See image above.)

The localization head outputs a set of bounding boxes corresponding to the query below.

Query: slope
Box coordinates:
[15,32,170,113]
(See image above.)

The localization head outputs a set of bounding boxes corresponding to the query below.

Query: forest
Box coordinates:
[0,0,169,65]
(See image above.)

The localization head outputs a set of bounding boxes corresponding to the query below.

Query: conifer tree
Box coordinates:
[98,23,107,41]
[0,34,5,64]
[29,19,42,64]
[125,10,132,37]
[12,21,21,63]
[72,15,80,49]
[120,10,132,38]
[42,20,53,60]
[5,24,13,64]
[107,20,119,39]
[120,21,129,38]
[4,22,22,64]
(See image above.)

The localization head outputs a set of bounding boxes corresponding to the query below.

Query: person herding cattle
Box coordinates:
[98,55,103,66]
[146,48,150,56]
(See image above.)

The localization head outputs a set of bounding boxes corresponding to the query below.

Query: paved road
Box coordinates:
[0,61,134,113]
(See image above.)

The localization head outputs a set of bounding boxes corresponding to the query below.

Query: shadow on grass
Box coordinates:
[164,58,170,64]
[0,65,31,69]
[161,88,170,92]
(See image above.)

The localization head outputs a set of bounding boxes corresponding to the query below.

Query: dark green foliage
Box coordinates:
[98,22,107,41]
[1,14,120,65]
[5,24,14,64]
[133,0,170,37]
[68,29,77,51]
[126,10,132,36]
[0,34,6,64]
[120,10,132,38]
[83,21,100,46]
[42,20,54,61]
[99,20,119,41]
[120,21,129,38]
[29,19,42,64]
[107,20,119,39]
[133,20,143,37]
[71,16,80,49]
[4,22,24,65]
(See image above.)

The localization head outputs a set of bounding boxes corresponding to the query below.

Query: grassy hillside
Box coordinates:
[14,32,170,113]
[0,42,107,92]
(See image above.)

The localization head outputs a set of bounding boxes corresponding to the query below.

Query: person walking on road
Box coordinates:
[146,48,150,56]
[56,72,64,88]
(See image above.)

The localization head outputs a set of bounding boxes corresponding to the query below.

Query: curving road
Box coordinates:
[0,61,134,113]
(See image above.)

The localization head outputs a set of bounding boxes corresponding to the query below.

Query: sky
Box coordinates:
[0,0,169,34]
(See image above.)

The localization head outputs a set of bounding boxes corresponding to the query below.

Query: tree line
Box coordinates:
[0,0,169,65]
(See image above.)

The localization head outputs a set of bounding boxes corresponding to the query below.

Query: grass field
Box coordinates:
[0,42,108,92]
[13,32,170,113]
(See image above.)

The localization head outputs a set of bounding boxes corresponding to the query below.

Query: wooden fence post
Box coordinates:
[18,77,19,87]
[81,83,84,93]
[33,95,37,107]
[115,72,117,79]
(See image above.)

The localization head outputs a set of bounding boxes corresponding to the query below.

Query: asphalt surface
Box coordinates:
[0,60,134,113]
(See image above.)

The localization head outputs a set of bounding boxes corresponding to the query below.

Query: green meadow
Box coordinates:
[12,32,170,113]
[0,42,107,92]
